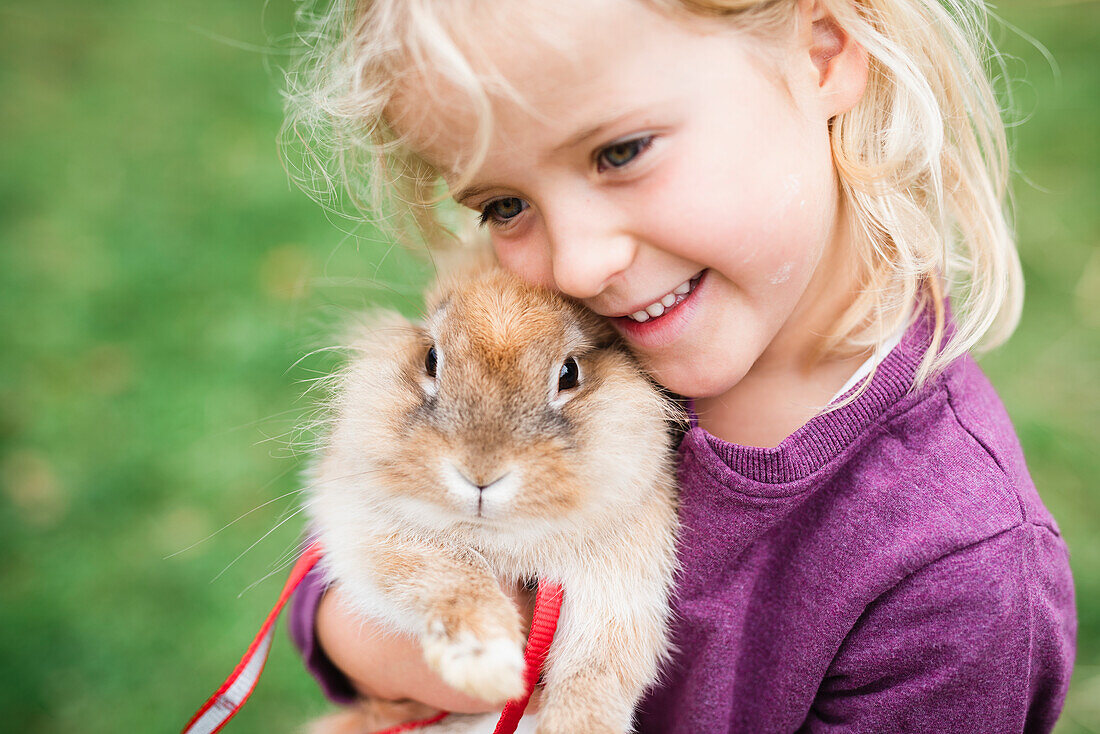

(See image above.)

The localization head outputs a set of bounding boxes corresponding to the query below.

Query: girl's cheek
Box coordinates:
[491,235,557,291]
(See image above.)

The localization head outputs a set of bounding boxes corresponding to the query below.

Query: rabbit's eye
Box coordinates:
[425,346,438,378]
[558,357,579,391]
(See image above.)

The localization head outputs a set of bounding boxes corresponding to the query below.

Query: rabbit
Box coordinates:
[303,262,681,734]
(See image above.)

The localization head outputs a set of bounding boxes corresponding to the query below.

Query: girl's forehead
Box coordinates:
[385,0,748,176]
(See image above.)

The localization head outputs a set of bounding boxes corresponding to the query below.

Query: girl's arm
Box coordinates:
[288,566,534,714]
[287,567,357,704]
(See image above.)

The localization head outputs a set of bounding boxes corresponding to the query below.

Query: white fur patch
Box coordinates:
[422,623,525,704]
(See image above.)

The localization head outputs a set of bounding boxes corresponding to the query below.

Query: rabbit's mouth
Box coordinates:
[441,461,520,520]
[623,270,705,323]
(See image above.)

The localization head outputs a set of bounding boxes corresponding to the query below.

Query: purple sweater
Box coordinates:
[288,314,1076,732]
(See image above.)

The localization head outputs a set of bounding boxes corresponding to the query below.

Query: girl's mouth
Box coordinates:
[623,270,705,323]
[610,270,707,349]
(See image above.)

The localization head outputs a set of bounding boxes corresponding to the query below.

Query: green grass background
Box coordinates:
[0,1,1096,731]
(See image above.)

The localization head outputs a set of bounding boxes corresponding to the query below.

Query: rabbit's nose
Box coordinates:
[451,464,511,492]
[473,472,512,493]
[443,461,520,518]
[478,473,512,492]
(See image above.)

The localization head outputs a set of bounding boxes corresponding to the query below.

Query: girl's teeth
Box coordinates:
[626,273,702,322]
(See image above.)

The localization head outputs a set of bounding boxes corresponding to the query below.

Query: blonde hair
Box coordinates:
[282,0,1023,388]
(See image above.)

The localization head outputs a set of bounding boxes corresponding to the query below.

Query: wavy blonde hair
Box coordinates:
[282,0,1023,388]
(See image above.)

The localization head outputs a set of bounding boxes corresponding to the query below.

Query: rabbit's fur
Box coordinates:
[305,264,680,734]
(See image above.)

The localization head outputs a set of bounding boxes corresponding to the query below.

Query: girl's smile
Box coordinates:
[388,0,870,445]
[608,269,707,351]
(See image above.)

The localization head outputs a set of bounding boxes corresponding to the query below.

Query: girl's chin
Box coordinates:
[639,354,745,401]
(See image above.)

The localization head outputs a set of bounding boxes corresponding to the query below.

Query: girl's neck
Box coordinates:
[692,351,869,448]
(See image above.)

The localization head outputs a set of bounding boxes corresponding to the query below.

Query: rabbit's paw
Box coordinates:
[421,617,526,704]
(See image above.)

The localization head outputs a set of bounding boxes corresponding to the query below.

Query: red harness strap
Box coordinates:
[181,543,563,734]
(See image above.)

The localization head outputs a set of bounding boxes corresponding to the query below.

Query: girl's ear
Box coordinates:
[797,0,868,119]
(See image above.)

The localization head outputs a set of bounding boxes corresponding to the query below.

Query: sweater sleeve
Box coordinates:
[287,564,359,705]
[801,523,1075,733]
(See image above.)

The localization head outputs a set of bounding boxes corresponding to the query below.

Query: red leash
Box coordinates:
[493,579,563,734]
[182,542,563,734]
[182,542,324,734]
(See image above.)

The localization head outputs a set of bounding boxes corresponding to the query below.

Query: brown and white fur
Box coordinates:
[304,264,680,734]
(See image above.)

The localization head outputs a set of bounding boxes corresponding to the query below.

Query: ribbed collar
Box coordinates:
[682,308,937,486]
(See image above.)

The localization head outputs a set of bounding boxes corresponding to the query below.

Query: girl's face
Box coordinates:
[390,0,864,400]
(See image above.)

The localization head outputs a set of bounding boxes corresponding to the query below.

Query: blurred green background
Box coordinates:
[0,1,1096,732]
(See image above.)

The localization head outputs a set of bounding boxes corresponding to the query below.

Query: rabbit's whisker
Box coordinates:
[212,506,307,584]
[163,481,307,560]
[239,535,317,598]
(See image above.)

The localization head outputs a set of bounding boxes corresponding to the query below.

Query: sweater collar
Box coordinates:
[682,307,937,486]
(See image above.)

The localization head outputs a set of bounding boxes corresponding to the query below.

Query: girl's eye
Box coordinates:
[558,357,579,391]
[597,136,653,172]
[478,197,528,227]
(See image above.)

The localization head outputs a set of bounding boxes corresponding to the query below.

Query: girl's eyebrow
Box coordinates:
[552,108,649,155]
[453,108,653,205]
[454,184,492,207]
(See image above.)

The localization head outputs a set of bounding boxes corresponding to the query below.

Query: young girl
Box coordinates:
[283,0,1076,730]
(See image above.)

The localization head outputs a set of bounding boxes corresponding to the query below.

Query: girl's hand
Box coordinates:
[315,581,539,714]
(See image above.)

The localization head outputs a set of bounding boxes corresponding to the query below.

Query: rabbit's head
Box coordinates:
[318,265,679,536]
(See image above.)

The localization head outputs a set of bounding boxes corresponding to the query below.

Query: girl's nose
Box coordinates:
[545,213,636,300]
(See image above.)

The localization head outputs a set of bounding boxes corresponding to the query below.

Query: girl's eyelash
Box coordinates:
[477,197,528,228]
[475,135,657,228]
[596,135,655,173]
[476,207,497,228]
